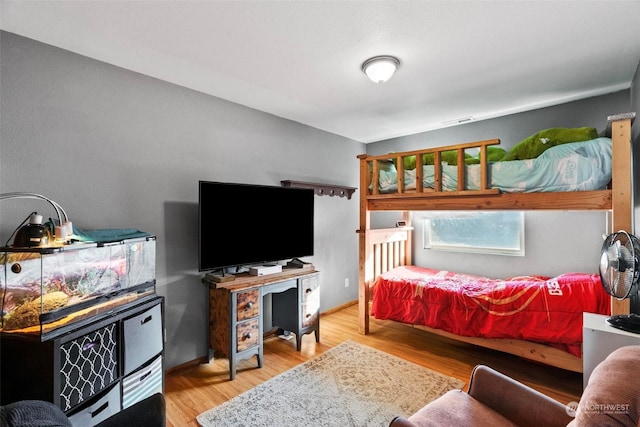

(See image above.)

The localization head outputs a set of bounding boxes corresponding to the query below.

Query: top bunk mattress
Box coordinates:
[375,137,612,194]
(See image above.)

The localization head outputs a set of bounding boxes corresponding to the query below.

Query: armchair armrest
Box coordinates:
[468,365,573,427]
[389,415,416,426]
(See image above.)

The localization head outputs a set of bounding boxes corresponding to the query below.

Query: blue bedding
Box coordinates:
[377,137,612,193]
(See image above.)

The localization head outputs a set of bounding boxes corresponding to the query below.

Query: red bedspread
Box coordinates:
[371,266,611,357]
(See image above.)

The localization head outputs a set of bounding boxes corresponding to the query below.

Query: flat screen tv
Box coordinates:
[198,181,314,272]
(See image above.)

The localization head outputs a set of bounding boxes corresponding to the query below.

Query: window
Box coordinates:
[422,211,524,256]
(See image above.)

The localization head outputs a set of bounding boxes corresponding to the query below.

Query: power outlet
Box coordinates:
[345,278,349,288]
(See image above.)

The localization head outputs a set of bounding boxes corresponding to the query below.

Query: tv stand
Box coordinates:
[205,266,320,380]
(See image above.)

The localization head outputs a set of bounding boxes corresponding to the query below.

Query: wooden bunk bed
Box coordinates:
[357,112,636,373]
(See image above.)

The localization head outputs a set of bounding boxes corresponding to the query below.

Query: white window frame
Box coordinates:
[422,211,525,256]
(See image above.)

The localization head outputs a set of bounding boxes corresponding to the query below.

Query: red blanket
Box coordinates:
[371,266,611,357]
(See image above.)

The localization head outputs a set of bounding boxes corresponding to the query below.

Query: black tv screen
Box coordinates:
[198,181,314,272]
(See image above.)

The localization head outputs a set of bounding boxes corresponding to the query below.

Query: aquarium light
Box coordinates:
[0,192,73,247]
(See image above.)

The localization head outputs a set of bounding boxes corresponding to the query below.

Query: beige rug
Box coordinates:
[197,340,465,427]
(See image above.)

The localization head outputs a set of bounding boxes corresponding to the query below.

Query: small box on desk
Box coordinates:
[249,264,283,276]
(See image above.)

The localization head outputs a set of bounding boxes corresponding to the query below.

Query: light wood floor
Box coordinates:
[165,303,582,427]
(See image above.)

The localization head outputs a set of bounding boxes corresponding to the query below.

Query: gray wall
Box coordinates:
[0,31,362,369]
[367,92,631,278]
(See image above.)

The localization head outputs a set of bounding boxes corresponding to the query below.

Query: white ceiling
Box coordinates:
[2,1,640,143]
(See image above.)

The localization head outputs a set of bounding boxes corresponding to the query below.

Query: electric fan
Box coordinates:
[599,230,640,333]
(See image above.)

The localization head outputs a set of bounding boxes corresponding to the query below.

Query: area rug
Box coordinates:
[196,340,465,427]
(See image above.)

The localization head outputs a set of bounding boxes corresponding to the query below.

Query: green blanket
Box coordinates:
[403,150,472,170]
[393,126,597,170]
[502,127,598,161]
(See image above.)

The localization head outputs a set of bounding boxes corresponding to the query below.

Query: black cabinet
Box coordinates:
[0,296,164,427]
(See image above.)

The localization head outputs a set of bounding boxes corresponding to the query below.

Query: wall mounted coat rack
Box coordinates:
[281,180,356,199]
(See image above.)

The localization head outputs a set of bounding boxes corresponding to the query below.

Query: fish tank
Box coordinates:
[0,236,156,337]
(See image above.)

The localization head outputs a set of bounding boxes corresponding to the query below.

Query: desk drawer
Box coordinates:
[236,318,259,352]
[236,289,260,321]
[60,323,118,411]
[123,303,163,375]
[301,276,320,328]
[301,276,319,303]
[302,305,319,328]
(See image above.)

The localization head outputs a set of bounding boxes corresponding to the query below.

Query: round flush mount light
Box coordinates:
[361,55,400,83]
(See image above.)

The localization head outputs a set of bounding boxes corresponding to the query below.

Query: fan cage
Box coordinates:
[599,231,640,300]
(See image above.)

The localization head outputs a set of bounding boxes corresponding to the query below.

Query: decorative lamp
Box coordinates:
[361,55,400,83]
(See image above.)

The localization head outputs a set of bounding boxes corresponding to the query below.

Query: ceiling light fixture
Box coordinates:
[361,55,400,83]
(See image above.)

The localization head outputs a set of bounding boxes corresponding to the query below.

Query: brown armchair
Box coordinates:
[390,345,640,427]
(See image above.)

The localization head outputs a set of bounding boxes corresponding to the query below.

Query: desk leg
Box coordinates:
[229,356,236,381]
[257,347,263,368]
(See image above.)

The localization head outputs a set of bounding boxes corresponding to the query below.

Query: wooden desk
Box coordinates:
[206,266,320,380]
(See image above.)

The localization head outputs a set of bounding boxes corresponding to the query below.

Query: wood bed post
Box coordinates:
[609,113,635,316]
[403,211,413,264]
[357,154,372,334]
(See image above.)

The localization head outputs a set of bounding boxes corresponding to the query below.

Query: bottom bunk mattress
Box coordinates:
[371,265,611,357]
